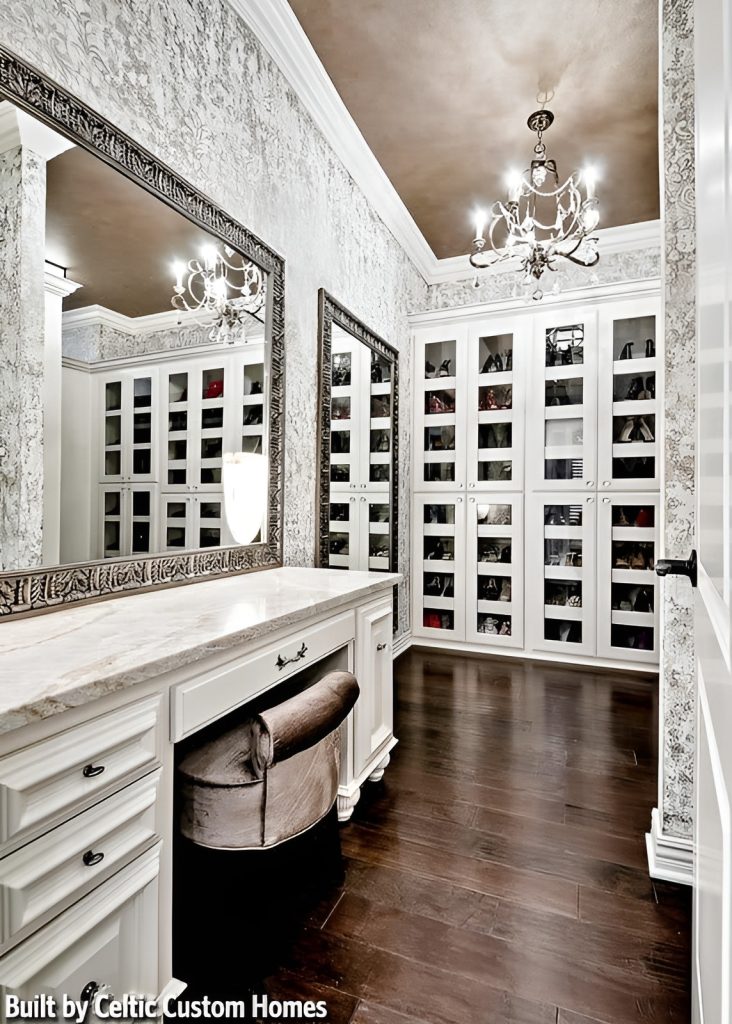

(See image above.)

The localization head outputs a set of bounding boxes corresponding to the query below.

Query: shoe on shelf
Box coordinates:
[619,341,634,360]
[638,417,654,441]
[645,338,656,358]
[618,417,635,442]
[500,580,511,602]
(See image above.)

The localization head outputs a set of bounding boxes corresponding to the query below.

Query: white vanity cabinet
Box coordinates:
[0,568,398,1013]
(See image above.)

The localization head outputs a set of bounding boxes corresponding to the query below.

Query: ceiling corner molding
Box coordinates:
[227,0,438,282]
[62,304,214,336]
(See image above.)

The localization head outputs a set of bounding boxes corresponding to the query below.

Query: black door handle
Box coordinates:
[655,549,697,588]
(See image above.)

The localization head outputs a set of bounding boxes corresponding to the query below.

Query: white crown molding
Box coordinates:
[228,2,661,286]
[44,264,82,299]
[228,0,436,281]
[0,100,74,160]
[646,807,693,885]
[62,304,218,336]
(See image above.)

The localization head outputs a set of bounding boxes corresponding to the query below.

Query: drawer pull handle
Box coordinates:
[80,982,100,1004]
[276,642,308,671]
[376,642,388,651]
[82,764,105,778]
[82,850,105,867]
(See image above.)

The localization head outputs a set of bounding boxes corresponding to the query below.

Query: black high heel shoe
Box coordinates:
[482,355,494,373]
[425,360,435,377]
[439,359,452,377]
[645,338,656,358]
[619,342,634,360]
[493,352,503,373]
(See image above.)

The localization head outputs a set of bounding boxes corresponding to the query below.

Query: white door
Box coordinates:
[465,493,523,648]
[691,1,732,1020]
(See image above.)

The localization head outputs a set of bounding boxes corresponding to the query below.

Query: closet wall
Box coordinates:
[0,0,427,638]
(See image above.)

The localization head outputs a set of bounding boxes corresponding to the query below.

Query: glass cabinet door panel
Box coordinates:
[328,496,358,570]
[598,300,660,491]
[529,309,597,491]
[415,327,466,491]
[465,496,523,648]
[527,493,596,656]
[413,495,466,640]
[597,493,660,663]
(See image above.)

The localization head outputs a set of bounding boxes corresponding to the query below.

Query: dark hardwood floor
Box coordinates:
[181,649,692,1023]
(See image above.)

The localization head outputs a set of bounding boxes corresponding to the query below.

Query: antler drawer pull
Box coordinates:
[276,642,308,671]
[82,850,105,867]
[82,764,105,778]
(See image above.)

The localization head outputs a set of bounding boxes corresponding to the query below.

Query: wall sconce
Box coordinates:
[223,452,267,545]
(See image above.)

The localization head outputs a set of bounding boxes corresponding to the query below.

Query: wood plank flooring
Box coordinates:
[178,648,691,1023]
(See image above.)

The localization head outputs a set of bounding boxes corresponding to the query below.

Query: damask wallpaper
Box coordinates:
[0,0,427,635]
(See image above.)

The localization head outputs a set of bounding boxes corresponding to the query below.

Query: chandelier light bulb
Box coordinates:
[172,260,185,293]
[473,208,488,241]
[505,169,523,204]
[582,165,598,200]
[202,244,217,271]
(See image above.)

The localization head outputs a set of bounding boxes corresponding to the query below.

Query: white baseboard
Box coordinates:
[393,630,412,659]
[646,807,694,885]
[410,637,659,675]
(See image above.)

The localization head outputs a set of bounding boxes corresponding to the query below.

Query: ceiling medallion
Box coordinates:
[172,245,266,343]
[469,106,600,300]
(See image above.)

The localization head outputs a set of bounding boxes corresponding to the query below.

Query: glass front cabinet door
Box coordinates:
[466,318,526,492]
[527,307,598,492]
[465,495,523,647]
[597,298,661,491]
[596,492,660,663]
[527,492,598,657]
[413,494,466,640]
[414,325,467,491]
[99,370,157,484]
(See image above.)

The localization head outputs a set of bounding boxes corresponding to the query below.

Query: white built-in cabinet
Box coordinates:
[76,344,267,560]
[412,290,661,668]
[328,332,393,572]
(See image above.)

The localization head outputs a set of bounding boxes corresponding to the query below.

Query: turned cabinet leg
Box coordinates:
[337,788,360,822]
[368,752,391,783]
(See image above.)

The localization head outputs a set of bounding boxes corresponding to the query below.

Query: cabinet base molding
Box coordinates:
[645,807,694,885]
[392,631,412,659]
[412,639,658,675]
[336,787,361,823]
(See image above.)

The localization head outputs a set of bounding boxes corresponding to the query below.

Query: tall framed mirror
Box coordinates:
[316,291,398,592]
[0,48,284,618]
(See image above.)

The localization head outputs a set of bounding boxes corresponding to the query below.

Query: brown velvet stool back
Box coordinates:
[178,670,359,849]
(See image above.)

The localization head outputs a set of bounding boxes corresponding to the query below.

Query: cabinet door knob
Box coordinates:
[458,483,464,488]
[469,483,476,488]
[349,497,356,502]
[602,481,610,487]
[457,497,463,503]
[376,642,388,651]
[586,497,594,504]
[80,982,100,1004]
[586,481,595,487]
[469,497,475,503]
[360,496,366,502]
[82,850,105,867]
[602,497,611,503]
[82,764,105,779]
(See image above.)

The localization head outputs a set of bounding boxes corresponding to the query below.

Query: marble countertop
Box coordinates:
[0,567,400,735]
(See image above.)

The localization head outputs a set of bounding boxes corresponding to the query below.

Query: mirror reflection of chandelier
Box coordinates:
[469,106,600,301]
[171,244,266,343]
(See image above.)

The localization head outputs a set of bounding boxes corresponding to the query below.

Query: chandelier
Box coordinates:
[469,107,600,300]
[172,244,266,343]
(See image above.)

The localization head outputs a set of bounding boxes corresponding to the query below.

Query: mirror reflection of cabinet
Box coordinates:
[317,292,398,585]
[100,371,157,483]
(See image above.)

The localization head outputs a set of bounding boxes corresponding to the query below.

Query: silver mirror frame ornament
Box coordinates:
[0,45,285,619]
[315,290,399,628]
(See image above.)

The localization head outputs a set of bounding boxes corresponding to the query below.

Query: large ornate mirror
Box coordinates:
[316,291,398,584]
[0,51,283,618]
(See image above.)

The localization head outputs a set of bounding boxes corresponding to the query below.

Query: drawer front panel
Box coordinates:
[0,696,161,849]
[0,771,161,948]
[0,846,160,1012]
[171,610,356,741]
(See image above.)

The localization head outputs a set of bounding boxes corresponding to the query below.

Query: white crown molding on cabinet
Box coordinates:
[229,0,661,285]
[44,263,82,299]
[62,304,218,336]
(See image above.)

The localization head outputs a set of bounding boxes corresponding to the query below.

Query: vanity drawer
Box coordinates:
[0,770,160,949]
[0,695,161,849]
[0,844,160,1014]
[171,610,355,740]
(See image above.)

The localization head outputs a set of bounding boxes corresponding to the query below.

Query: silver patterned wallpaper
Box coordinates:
[0,145,45,571]
[425,246,662,311]
[659,0,696,842]
[0,0,427,636]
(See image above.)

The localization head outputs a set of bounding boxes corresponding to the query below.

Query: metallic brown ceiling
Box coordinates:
[288,0,660,259]
[46,147,216,317]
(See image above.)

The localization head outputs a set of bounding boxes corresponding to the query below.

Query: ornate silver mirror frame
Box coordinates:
[316,290,399,624]
[0,46,285,619]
